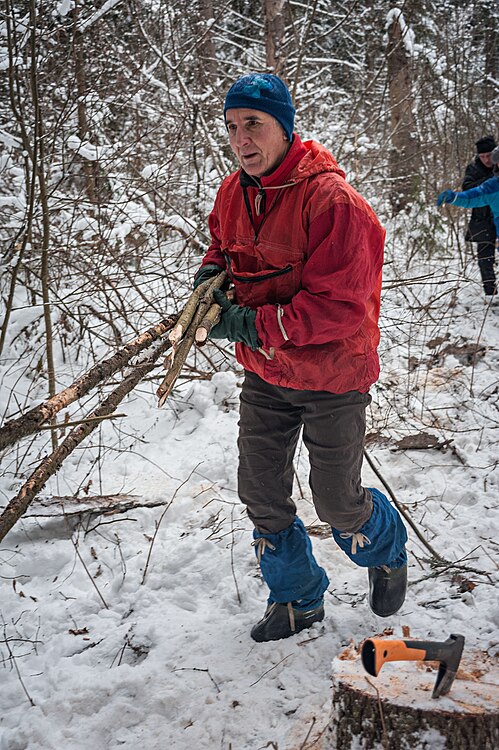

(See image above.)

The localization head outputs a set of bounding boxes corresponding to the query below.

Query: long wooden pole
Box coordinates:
[0,316,177,452]
[0,336,173,542]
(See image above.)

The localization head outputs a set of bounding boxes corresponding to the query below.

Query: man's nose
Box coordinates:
[235,128,251,147]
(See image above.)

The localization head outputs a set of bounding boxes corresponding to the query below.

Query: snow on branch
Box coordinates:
[386,7,419,57]
[66,134,112,162]
[76,0,123,33]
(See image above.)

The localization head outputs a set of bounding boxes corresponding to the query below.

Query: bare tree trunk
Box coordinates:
[29,0,57,447]
[483,9,498,108]
[386,11,419,212]
[1,1,39,358]
[264,0,286,76]
[196,0,218,83]
[290,0,318,101]
[72,0,109,203]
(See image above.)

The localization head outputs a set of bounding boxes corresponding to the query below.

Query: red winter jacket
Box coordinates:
[201,135,385,394]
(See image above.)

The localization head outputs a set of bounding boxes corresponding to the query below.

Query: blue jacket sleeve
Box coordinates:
[451,177,499,209]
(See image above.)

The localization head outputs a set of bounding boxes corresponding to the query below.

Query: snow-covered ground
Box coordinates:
[1,258,499,749]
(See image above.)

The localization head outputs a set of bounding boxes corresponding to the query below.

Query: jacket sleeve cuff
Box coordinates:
[201,253,225,269]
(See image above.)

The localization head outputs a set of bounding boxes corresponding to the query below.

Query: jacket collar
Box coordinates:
[238,134,346,191]
[239,134,307,190]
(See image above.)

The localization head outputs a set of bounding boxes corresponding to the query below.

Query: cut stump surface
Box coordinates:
[325,641,499,749]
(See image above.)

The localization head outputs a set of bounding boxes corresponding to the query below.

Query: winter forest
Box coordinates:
[1,1,498,749]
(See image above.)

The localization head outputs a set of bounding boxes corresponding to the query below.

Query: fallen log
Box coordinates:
[0,334,173,543]
[0,316,177,452]
[16,493,170,518]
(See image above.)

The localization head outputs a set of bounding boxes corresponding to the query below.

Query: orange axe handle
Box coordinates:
[362,639,427,677]
[361,635,465,698]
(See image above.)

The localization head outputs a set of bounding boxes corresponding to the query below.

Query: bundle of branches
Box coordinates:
[156,271,227,406]
[0,272,226,542]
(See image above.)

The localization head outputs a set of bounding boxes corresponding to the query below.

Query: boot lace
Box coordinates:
[251,537,276,563]
[340,531,371,555]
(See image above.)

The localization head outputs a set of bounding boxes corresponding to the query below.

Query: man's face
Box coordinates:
[225,108,290,178]
[479,152,493,168]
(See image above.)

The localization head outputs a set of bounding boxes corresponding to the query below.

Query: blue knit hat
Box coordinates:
[224,73,295,140]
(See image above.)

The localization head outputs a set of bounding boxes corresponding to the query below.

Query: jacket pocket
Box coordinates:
[226,256,302,307]
[224,250,301,307]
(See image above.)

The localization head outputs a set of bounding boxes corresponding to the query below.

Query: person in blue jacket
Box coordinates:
[437,146,499,298]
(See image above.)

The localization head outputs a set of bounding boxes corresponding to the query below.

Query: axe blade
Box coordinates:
[431,634,465,698]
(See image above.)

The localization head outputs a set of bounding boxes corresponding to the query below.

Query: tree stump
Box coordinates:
[325,641,499,750]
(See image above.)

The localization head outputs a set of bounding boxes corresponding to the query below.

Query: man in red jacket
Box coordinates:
[194,73,408,642]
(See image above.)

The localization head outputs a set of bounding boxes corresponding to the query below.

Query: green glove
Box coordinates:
[193,264,223,290]
[210,289,260,350]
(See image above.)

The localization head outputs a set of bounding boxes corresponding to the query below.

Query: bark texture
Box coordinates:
[264,0,286,76]
[157,272,226,405]
[327,648,499,749]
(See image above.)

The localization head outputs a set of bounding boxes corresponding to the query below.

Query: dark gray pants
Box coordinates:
[238,371,373,534]
[476,240,497,296]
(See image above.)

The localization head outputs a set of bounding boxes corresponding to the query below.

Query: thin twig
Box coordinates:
[300,721,329,749]
[249,653,294,687]
[141,463,201,584]
[36,413,127,430]
[229,505,242,604]
[365,677,388,749]
[172,666,221,693]
[363,448,447,563]
[3,625,36,707]
[469,301,491,396]
[71,535,109,609]
[299,717,316,749]
[413,554,493,584]
[113,640,128,668]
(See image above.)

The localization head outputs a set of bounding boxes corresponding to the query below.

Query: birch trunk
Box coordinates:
[386,12,419,212]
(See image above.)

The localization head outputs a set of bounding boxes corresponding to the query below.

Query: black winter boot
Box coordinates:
[250,601,324,642]
[368,564,407,617]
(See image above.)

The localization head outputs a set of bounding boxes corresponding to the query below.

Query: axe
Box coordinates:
[361,633,465,699]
